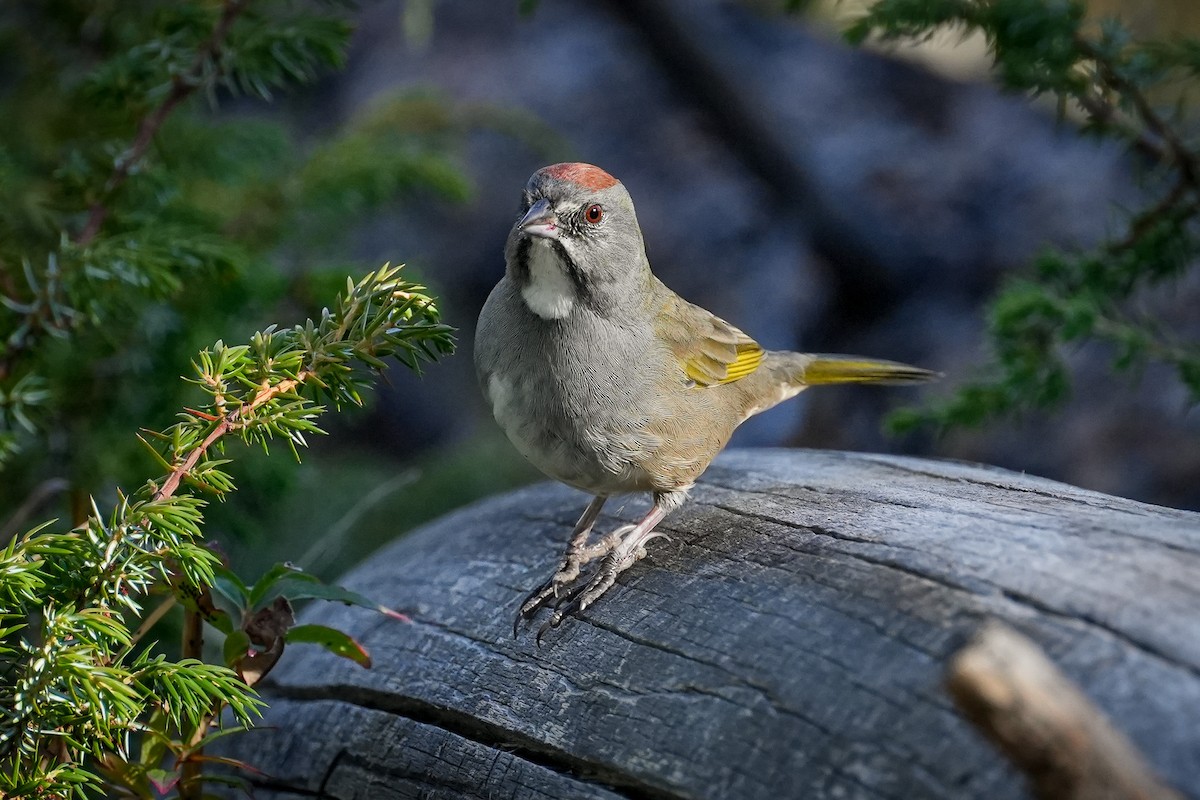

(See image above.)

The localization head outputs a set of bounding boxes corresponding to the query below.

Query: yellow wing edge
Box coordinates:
[683,341,765,386]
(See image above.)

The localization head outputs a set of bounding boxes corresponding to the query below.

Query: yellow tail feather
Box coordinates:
[800,354,939,386]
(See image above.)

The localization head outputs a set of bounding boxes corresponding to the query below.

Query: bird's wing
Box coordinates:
[653,291,765,387]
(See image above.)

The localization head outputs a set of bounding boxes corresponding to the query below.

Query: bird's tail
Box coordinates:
[795,354,939,386]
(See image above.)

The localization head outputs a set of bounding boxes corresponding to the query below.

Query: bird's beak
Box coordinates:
[518,198,559,240]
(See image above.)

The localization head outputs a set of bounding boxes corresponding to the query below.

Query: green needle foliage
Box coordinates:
[0,1,470,796]
[0,0,509,504]
[1,266,453,797]
[844,0,1200,430]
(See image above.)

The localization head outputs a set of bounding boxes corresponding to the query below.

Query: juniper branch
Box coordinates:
[76,0,252,247]
[0,265,452,798]
[153,374,309,503]
[853,0,1200,428]
[0,0,251,392]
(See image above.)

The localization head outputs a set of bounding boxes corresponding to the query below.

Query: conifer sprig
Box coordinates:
[0,0,360,466]
[847,0,1200,429]
[0,265,453,798]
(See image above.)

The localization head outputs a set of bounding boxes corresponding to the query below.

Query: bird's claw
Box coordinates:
[530,553,629,644]
[513,581,553,637]
[513,559,583,636]
[513,529,629,637]
[534,582,591,645]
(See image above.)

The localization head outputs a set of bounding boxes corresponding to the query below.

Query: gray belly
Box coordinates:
[482,368,660,496]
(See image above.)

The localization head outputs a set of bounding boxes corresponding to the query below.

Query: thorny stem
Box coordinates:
[155,277,411,796]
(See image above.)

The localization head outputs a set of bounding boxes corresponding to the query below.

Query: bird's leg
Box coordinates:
[538,497,676,642]
[515,495,609,632]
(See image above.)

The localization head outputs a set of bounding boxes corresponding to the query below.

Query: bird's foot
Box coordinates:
[513,526,629,636]
[535,545,646,644]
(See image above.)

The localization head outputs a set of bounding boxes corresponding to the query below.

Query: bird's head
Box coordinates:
[505,163,648,320]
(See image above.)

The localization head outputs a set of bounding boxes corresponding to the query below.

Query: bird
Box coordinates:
[475,163,937,641]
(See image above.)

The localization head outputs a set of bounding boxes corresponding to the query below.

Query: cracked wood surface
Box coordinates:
[235,449,1200,800]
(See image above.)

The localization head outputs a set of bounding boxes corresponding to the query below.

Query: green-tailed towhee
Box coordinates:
[476,163,937,640]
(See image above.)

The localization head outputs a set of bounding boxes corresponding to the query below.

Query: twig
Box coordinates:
[1075,36,1200,193]
[75,0,250,247]
[1112,180,1195,252]
[946,621,1183,800]
[0,0,250,385]
[162,371,307,800]
[153,375,308,504]
[1073,91,1172,168]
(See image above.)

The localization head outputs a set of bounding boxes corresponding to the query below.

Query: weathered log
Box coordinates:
[233,449,1200,799]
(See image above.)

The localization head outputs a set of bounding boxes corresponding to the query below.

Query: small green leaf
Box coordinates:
[211,564,250,610]
[223,630,251,668]
[268,575,409,621]
[146,768,179,795]
[286,623,372,667]
[136,710,171,766]
[246,561,305,608]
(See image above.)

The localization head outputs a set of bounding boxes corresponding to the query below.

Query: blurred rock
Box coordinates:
[321,0,1197,510]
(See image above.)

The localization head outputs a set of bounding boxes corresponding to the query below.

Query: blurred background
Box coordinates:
[2,0,1198,585]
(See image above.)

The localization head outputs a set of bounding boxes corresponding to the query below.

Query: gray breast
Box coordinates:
[475,279,663,495]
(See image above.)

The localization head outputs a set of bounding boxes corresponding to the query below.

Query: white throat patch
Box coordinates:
[521,243,576,319]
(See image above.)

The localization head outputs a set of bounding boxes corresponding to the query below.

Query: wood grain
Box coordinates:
[232,449,1200,799]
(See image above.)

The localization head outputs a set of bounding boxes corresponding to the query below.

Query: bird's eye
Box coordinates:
[584,204,604,224]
